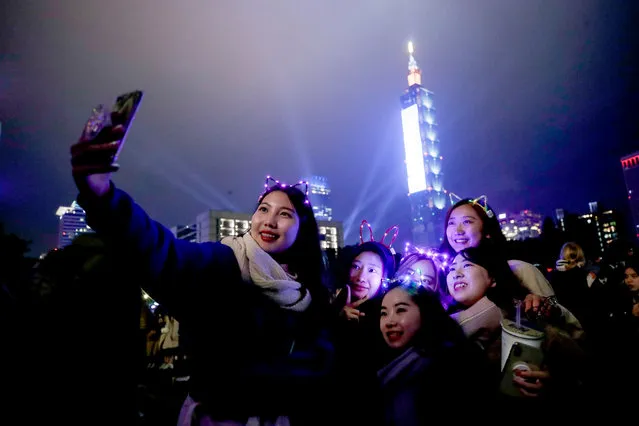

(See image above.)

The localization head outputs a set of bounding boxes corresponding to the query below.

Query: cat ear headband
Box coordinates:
[448,193,495,218]
[359,219,399,254]
[259,175,310,205]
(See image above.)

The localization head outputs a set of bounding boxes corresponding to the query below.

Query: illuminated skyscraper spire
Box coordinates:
[407,41,422,86]
[399,41,446,247]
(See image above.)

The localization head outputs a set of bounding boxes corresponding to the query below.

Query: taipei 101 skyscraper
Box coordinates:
[399,42,447,247]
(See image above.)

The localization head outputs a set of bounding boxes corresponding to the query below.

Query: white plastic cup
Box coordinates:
[500,318,545,371]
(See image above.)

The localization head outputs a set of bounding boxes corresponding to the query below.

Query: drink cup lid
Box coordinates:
[501,318,545,340]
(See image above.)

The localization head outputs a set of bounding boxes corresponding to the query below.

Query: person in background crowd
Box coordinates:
[158,314,179,370]
[597,240,636,285]
[550,242,601,331]
[624,260,639,316]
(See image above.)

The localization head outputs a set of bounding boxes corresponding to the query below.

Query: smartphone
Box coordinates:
[82,90,144,163]
[499,342,544,398]
[110,90,143,162]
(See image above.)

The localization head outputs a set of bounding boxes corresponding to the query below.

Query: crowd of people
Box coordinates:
[2,119,637,425]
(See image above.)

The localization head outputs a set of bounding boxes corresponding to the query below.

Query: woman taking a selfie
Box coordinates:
[70,112,334,425]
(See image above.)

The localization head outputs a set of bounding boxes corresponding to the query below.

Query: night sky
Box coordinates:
[1,0,637,255]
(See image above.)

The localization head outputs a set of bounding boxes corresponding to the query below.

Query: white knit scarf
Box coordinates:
[450,296,503,338]
[221,233,311,312]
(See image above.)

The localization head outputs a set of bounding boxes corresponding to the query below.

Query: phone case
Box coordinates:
[499,342,544,398]
[111,90,143,161]
[81,90,144,163]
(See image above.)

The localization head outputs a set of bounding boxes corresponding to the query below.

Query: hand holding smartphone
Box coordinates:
[71,90,144,196]
[80,90,144,162]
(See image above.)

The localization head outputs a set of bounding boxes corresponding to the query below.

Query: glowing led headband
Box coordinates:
[448,193,495,218]
[260,175,310,205]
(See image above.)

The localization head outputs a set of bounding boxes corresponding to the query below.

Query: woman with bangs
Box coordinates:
[441,197,555,298]
[377,278,490,423]
[330,240,398,426]
[394,249,452,309]
[70,123,334,424]
[441,198,585,339]
[394,252,440,293]
[445,246,588,404]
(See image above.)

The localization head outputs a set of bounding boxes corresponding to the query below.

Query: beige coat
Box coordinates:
[158,316,180,350]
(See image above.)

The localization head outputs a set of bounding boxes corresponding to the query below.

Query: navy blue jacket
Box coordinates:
[79,185,334,421]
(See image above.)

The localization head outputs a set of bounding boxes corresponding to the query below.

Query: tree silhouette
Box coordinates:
[0,222,34,303]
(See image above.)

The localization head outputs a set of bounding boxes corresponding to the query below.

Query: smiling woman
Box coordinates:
[377,280,491,423]
[329,240,397,425]
[440,197,556,298]
[250,190,300,254]
[70,119,334,426]
[380,286,422,349]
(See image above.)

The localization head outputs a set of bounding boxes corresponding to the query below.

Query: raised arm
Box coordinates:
[78,184,215,279]
[70,117,238,316]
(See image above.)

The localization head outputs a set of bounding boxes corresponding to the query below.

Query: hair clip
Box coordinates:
[359,220,399,254]
[471,195,494,218]
[260,176,310,205]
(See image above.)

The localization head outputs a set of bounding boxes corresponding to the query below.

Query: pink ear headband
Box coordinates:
[359,219,399,254]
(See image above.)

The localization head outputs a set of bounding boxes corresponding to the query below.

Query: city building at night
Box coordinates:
[555,201,620,257]
[303,175,333,221]
[577,203,619,255]
[555,208,566,232]
[317,220,343,250]
[55,201,93,248]
[170,224,198,243]
[399,42,447,247]
[195,210,252,243]
[621,151,639,238]
[498,210,543,241]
